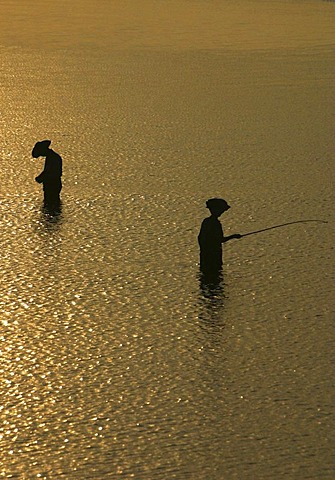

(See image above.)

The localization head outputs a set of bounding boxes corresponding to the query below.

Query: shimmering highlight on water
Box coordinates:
[0,0,334,478]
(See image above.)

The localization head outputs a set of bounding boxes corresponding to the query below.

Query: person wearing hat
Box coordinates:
[198,198,241,274]
[32,140,62,209]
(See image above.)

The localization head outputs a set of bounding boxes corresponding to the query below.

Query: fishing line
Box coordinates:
[241,219,328,238]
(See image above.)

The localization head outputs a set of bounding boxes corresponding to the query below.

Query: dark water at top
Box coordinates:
[0,1,334,478]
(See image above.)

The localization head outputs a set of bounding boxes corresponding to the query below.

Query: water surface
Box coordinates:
[0,1,334,478]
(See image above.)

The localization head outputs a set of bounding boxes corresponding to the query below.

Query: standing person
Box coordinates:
[32,140,62,210]
[198,198,241,275]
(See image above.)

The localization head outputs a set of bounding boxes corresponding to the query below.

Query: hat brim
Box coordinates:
[32,140,51,157]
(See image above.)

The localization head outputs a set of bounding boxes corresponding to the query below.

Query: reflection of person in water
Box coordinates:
[198,198,241,275]
[32,140,62,210]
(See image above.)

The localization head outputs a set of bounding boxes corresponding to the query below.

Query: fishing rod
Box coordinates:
[240,219,328,238]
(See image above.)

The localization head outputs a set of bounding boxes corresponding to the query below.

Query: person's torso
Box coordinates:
[198,217,224,250]
[44,151,62,178]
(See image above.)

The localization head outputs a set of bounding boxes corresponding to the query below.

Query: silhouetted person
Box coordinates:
[198,198,241,276]
[32,140,62,211]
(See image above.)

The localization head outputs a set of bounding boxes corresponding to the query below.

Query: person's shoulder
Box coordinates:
[201,216,212,226]
[48,150,62,160]
[203,216,220,224]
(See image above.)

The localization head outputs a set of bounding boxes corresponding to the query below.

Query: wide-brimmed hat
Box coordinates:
[32,140,51,158]
[206,198,230,211]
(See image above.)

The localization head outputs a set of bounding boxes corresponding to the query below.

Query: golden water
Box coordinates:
[0,1,334,478]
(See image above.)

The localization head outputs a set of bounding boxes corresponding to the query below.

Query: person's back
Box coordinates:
[198,215,224,272]
[43,149,62,180]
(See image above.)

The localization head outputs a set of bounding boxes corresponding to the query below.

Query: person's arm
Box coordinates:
[35,157,48,183]
[198,221,206,247]
[35,170,45,183]
[222,233,241,243]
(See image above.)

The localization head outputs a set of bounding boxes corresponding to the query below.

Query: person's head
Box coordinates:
[32,140,51,158]
[206,198,230,217]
